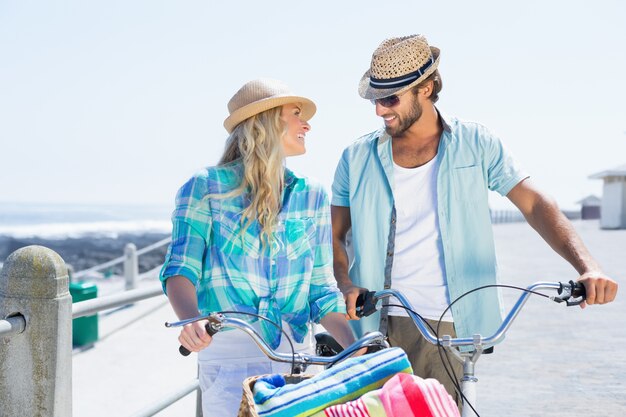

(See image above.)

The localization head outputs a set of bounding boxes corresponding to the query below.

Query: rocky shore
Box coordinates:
[0,232,170,275]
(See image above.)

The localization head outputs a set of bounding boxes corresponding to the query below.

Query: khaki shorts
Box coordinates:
[387,315,463,409]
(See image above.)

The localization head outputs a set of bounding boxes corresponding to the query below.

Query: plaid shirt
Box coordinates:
[160,161,345,349]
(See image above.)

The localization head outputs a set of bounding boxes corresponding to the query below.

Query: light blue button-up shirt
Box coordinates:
[331,112,528,342]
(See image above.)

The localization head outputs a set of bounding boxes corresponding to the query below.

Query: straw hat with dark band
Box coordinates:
[358,35,440,100]
[224,79,316,133]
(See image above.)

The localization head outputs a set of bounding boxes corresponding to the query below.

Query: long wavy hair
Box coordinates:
[217,106,286,246]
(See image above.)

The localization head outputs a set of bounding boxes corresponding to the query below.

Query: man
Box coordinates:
[330,34,618,404]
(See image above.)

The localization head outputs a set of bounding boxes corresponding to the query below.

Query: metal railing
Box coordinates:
[72,237,171,288]
[490,209,582,224]
[0,240,202,417]
[72,284,163,318]
[71,283,201,417]
[0,314,26,338]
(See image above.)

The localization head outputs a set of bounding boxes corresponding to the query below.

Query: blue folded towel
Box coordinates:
[252,347,412,417]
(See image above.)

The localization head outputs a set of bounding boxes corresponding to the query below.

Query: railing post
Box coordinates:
[124,243,139,291]
[0,245,72,417]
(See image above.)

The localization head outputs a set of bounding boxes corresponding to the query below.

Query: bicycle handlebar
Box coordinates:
[356,280,586,349]
[165,315,389,368]
[165,281,584,365]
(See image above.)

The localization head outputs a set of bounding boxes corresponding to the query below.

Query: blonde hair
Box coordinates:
[218,106,286,246]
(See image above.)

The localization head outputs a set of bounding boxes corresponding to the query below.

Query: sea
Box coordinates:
[0,202,173,239]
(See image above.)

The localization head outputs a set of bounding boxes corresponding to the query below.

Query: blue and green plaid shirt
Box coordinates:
[160,161,346,349]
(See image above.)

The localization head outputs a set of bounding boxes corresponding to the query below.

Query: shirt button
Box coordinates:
[387,251,393,257]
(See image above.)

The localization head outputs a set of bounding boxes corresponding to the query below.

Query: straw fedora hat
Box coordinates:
[223,79,316,133]
[358,35,440,100]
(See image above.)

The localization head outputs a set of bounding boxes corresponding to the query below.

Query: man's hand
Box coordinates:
[577,271,618,309]
[338,283,368,320]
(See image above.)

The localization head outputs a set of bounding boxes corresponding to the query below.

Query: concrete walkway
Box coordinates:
[72,293,199,417]
[72,220,626,416]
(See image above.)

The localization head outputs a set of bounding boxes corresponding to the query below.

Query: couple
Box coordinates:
[160,34,618,416]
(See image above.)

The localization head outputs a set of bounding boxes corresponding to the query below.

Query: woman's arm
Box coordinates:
[319,312,357,349]
[166,275,212,352]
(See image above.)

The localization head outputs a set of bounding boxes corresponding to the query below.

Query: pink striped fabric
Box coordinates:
[321,373,459,417]
[323,398,369,417]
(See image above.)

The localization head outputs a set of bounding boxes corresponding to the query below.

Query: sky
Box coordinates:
[1,0,625,212]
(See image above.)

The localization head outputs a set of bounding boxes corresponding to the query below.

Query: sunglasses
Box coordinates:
[370,95,400,107]
[370,88,413,107]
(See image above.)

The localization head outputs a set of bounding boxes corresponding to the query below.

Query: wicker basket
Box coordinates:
[237,374,314,417]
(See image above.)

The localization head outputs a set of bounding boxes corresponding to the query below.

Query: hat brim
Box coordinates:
[223,95,316,133]
[358,46,441,100]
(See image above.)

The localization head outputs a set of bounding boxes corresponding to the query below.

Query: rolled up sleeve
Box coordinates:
[159,173,212,293]
[331,148,351,207]
[483,127,529,196]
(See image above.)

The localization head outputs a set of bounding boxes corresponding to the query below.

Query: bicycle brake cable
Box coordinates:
[216,311,298,375]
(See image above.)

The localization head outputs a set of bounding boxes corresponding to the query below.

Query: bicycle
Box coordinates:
[165,280,585,417]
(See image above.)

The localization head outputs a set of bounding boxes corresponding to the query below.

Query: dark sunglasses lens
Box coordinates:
[374,95,400,107]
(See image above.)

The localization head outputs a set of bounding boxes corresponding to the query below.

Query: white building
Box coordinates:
[589,164,626,229]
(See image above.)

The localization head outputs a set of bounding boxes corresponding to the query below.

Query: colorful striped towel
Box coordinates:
[313,374,459,417]
[317,373,460,417]
[252,347,412,417]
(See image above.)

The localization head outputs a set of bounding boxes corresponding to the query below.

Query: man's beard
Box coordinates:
[385,99,423,137]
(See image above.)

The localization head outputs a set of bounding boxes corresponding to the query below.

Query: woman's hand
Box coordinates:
[178,319,213,353]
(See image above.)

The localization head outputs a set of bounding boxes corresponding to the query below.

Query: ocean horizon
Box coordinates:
[0,202,173,239]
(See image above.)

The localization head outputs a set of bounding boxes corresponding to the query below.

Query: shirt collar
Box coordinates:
[436,107,452,133]
[284,167,298,187]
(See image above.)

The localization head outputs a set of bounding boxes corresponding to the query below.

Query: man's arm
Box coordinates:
[331,205,366,319]
[507,178,618,306]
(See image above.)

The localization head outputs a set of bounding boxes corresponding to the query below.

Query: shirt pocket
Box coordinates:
[452,164,486,202]
[215,211,261,259]
[283,218,315,260]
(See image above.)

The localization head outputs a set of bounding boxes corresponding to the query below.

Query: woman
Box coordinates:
[159,79,357,415]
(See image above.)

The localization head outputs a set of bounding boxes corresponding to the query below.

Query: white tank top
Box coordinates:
[389,156,452,321]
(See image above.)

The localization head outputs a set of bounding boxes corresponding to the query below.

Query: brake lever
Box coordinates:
[551,280,586,306]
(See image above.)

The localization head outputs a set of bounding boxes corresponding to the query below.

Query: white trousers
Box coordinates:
[197,324,319,417]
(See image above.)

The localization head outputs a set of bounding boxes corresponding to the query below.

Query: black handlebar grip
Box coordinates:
[179,322,218,357]
[570,280,587,299]
[179,345,192,357]
[554,280,587,306]
[355,291,378,317]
